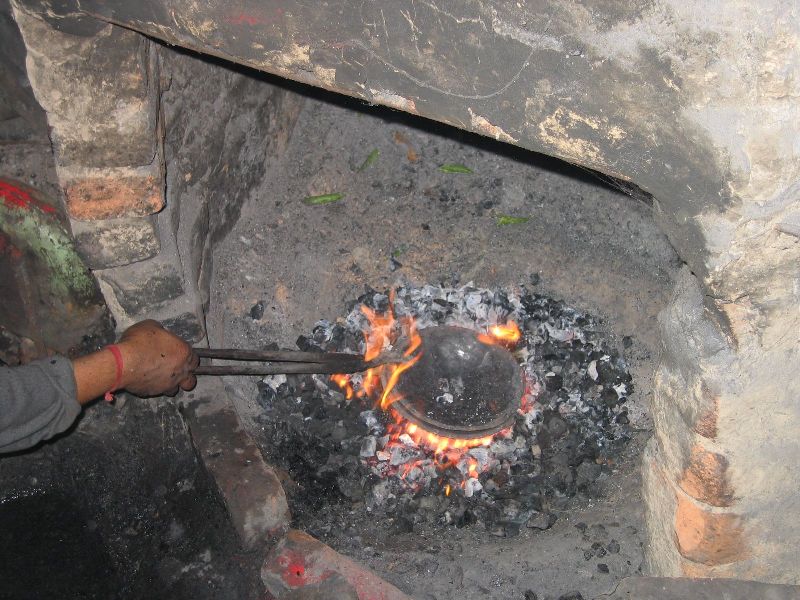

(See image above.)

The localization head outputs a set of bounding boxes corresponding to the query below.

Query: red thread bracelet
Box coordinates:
[104,344,124,402]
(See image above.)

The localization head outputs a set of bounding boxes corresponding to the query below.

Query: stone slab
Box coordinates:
[181,377,290,550]
[71,215,160,269]
[262,529,413,600]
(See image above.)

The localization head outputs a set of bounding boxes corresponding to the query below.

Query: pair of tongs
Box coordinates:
[193,347,398,376]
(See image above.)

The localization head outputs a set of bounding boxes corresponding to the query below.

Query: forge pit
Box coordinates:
[206,87,680,599]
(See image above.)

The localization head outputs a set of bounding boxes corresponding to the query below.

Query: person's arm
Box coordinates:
[0,320,198,453]
[71,320,199,403]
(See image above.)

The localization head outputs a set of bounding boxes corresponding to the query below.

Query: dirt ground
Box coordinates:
[209,88,682,599]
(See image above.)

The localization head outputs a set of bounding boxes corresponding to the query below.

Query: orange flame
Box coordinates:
[477,321,521,347]
[329,296,519,494]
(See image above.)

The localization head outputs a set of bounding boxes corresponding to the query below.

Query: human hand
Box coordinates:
[118,320,199,397]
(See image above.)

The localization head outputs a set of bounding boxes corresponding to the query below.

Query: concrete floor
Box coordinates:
[208,88,682,599]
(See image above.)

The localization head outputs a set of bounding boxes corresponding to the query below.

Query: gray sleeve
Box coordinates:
[0,356,81,453]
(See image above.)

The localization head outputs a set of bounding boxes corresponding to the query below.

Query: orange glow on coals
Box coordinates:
[477,321,521,347]
[330,296,522,489]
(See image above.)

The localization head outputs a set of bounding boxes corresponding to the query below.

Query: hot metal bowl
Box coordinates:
[387,325,523,439]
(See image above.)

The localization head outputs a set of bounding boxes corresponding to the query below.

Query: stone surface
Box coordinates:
[181,377,290,550]
[98,258,185,316]
[600,577,800,599]
[71,215,159,269]
[262,530,413,600]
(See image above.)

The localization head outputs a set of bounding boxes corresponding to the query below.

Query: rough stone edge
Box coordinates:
[180,376,290,551]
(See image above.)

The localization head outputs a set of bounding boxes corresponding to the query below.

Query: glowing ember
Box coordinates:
[477,321,521,347]
[330,295,524,492]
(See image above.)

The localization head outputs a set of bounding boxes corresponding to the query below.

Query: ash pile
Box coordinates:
[253,283,632,538]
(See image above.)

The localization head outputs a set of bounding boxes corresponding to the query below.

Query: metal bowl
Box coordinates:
[387,325,523,439]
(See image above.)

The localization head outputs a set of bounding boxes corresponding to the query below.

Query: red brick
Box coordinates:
[65,175,164,219]
[674,494,748,566]
[679,444,734,507]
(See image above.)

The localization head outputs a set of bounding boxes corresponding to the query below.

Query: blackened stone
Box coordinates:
[524,592,538,600]
[615,412,630,425]
[161,312,204,342]
[527,512,558,530]
[574,522,587,532]
[421,223,430,230]
[558,593,584,600]
[597,563,610,573]
[249,300,265,320]
[456,509,477,528]
[591,542,607,558]
[622,335,633,348]
[583,549,594,561]
[296,335,322,352]
[389,257,402,272]
[530,273,541,285]
[607,539,621,554]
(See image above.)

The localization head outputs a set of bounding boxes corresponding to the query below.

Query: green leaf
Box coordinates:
[496,214,530,225]
[302,192,344,206]
[439,163,473,174]
[357,149,380,172]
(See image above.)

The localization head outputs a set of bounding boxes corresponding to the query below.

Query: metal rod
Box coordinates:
[194,362,368,376]
[195,347,364,364]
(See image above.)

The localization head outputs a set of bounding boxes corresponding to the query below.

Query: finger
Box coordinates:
[180,375,197,391]
[165,385,180,397]
[188,351,200,371]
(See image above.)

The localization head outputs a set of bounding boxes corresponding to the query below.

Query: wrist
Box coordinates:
[114,340,139,390]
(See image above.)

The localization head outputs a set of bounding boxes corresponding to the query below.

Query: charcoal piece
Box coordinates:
[529,273,541,285]
[591,542,607,557]
[296,335,322,352]
[456,508,477,528]
[583,549,594,561]
[558,593,584,600]
[527,512,557,530]
[606,539,620,554]
[600,387,619,407]
[622,335,633,348]
[597,563,609,573]
[544,373,563,391]
[524,592,538,600]
[389,257,403,272]
[393,516,414,533]
[615,412,630,425]
[574,522,587,532]
[503,521,522,537]
[359,437,377,458]
[249,300,265,320]
[255,381,276,410]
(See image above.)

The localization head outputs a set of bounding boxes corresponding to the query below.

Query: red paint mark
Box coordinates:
[226,7,283,26]
[0,180,56,214]
[228,12,261,26]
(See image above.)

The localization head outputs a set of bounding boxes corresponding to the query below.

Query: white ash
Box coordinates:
[254,283,633,536]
